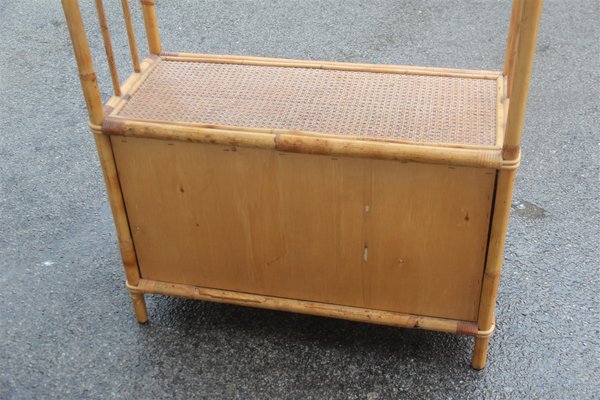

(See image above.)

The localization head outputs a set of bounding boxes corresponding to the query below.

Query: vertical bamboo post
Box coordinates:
[62,0,146,322]
[503,0,524,98]
[131,292,149,323]
[62,0,104,126]
[472,169,516,369]
[140,0,161,54]
[473,0,543,369]
[95,0,121,96]
[503,0,543,160]
[121,0,142,73]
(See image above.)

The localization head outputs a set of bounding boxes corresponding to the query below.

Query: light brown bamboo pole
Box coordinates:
[62,0,104,125]
[160,53,501,80]
[472,169,516,369]
[121,0,141,72]
[94,0,121,96]
[128,279,480,336]
[503,0,543,160]
[62,0,144,311]
[130,292,148,323]
[98,118,506,169]
[162,51,502,77]
[473,2,543,369]
[140,0,161,54]
[504,0,524,98]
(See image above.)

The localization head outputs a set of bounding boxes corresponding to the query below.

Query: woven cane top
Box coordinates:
[118,60,498,146]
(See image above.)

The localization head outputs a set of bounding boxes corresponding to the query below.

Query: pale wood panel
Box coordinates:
[111,137,494,321]
[112,137,366,306]
[365,161,495,320]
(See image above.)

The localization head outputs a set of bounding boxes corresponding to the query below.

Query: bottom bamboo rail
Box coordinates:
[126,279,495,339]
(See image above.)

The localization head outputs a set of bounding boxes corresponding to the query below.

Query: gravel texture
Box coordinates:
[0,0,598,399]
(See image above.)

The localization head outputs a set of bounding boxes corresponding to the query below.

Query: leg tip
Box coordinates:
[471,336,490,370]
[130,292,149,324]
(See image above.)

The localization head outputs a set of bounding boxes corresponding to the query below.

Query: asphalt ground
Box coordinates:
[0,0,598,399]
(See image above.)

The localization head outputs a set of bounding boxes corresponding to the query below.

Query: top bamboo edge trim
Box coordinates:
[160,52,502,80]
[92,119,511,170]
[104,115,501,151]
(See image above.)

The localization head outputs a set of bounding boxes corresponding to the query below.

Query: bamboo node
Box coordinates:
[457,321,479,336]
[477,323,496,338]
[102,117,126,135]
[125,280,140,293]
[502,151,521,170]
[275,135,330,155]
[503,144,521,159]
[79,72,98,82]
[88,122,103,135]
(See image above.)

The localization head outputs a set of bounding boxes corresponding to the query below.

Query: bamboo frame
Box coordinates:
[94,0,121,96]
[62,0,104,126]
[61,0,543,369]
[472,169,517,369]
[504,0,524,98]
[121,0,141,73]
[473,0,544,369]
[160,52,501,80]
[140,0,161,54]
[96,118,506,169]
[62,0,141,288]
[126,279,498,338]
[503,0,543,160]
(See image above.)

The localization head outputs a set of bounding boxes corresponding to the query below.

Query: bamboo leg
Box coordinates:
[130,292,148,323]
[472,337,490,370]
[472,0,543,370]
[472,170,516,369]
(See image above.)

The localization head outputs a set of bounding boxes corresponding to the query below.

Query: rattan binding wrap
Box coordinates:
[118,60,498,146]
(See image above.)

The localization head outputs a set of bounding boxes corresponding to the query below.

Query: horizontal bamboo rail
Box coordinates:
[127,279,496,337]
[161,52,502,80]
[95,118,509,169]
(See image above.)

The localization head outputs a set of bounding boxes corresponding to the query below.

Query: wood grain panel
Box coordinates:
[364,161,495,320]
[111,137,494,321]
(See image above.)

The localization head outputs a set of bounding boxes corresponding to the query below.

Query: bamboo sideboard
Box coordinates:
[61,0,543,369]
